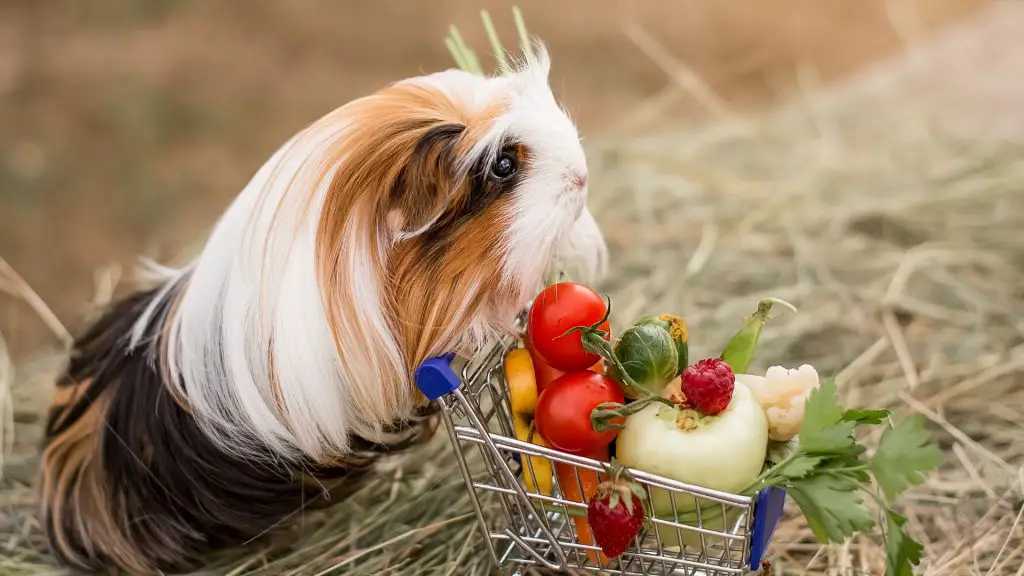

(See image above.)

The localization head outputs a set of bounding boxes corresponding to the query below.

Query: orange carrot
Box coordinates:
[554,445,610,566]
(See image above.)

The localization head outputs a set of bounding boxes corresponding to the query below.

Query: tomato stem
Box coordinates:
[554,294,612,341]
[590,396,678,432]
[559,296,652,397]
[579,329,650,399]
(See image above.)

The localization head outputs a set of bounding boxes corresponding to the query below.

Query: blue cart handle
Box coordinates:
[749,485,786,570]
[414,353,460,401]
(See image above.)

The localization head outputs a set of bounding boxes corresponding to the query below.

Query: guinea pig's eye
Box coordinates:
[488,152,518,182]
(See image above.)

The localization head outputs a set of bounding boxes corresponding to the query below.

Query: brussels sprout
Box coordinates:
[635,313,689,374]
[609,324,678,399]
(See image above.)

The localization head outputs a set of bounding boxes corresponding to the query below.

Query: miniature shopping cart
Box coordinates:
[415,313,786,575]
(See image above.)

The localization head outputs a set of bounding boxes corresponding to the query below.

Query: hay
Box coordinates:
[4,14,1024,576]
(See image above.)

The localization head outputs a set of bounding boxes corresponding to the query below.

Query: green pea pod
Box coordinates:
[719,298,797,373]
[608,324,679,400]
[635,313,689,374]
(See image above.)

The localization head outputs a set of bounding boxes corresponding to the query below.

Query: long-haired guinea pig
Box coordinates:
[40,45,607,575]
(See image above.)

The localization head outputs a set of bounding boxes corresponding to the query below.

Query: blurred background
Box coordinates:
[3,1,1023,575]
[0,0,989,360]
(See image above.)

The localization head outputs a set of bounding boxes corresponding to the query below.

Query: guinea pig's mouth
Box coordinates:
[564,187,586,221]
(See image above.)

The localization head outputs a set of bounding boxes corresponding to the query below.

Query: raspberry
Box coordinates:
[681,358,735,415]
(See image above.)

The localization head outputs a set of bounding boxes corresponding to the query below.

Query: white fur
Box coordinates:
[494,51,604,296]
[558,207,609,284]
[131,45,608,462]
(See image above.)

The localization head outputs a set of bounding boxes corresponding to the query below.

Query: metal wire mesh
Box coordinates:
[437,318,759,575]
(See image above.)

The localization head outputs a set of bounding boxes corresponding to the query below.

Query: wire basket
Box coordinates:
[415,313,786,575]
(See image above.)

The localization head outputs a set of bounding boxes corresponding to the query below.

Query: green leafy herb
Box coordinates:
[871,415,944,501]
[742,377,941,576]
[765,437,799,466]
[884,510,924,576]
[842,408,891,424]
[797,378,856,454]
[787,474,875,542]
[767,454,824,481]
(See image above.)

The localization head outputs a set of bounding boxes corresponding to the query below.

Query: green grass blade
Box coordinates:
[480,10,510,73]
[444,36,470,72]
[448,26,482,75]
[512,5,532,58]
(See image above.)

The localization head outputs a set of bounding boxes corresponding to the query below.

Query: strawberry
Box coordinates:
[681,357,735,415]
[586,463,646,559]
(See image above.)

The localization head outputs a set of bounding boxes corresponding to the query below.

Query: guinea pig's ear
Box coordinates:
[510,40,551,85]
[385,123,466,237]
[527,41,552,80]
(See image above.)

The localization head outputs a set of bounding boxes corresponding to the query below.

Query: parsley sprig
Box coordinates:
[740,377,943,576]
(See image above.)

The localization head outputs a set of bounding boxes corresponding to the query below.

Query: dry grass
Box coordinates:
[3,10,1024,576]
[0,0,991,361]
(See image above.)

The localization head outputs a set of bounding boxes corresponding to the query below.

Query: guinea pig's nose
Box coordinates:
[570,172,588,190]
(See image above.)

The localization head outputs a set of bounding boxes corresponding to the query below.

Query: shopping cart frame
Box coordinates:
[415,315,785,575]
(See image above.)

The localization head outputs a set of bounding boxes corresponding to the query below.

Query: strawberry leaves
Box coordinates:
[743,378,943,576]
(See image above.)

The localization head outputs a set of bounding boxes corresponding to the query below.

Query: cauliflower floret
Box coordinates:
[736,364,820,441]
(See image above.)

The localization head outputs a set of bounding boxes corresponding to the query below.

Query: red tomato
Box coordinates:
[525,332,607,394]
[534,371,624,455]
[525,331,565,394]
[527,282,611,372]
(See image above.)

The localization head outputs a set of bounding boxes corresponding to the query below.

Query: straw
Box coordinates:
[2,7,1022,576]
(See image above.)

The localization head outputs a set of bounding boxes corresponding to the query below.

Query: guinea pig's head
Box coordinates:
[313,48,597,363]
[155,45,605,461]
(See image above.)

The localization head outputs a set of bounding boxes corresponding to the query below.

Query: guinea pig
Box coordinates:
[39,44,607,575]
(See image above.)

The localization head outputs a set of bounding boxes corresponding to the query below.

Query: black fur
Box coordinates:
[42,285,439,574]
[419,137,523,256]
[388,122,465,211]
